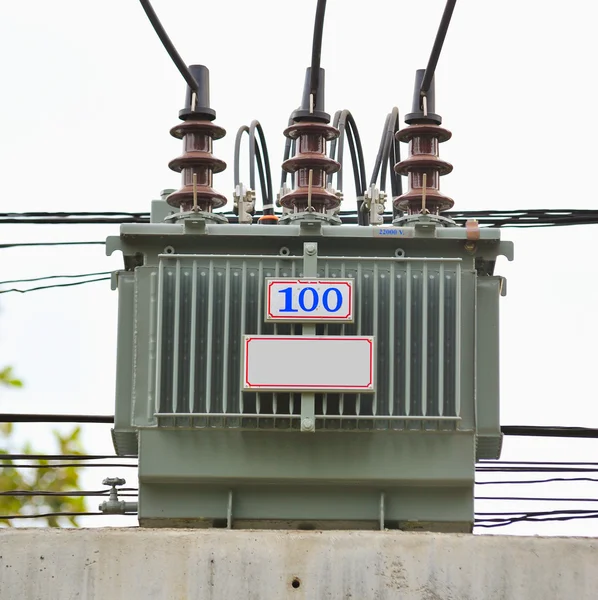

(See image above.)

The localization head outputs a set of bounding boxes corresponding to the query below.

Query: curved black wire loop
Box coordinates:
[249,121,274,213]
[233,122,274,214]
[371,108,403,218]
[328,110,367,224]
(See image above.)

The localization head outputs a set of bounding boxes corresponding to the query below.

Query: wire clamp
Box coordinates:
[363,184,386,225]
[233,184,255,224]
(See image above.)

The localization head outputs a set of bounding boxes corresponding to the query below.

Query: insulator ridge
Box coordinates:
[393,123,454,216]
[280,121,341,214]
[166,120,228,215]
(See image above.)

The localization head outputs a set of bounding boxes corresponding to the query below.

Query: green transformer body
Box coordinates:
[108,204,513,532]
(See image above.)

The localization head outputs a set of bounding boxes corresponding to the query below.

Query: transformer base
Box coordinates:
[137,429,474,531]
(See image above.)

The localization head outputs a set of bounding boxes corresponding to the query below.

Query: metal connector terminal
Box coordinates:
[233,184,256,224]
[363,184,386,225]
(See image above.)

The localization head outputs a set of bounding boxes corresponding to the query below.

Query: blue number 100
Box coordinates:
[278,286,343,313]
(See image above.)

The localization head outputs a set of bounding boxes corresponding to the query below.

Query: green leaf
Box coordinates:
[0,366,23,388]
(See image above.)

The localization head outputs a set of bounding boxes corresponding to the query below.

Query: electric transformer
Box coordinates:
[107,62,512,531]
[108,205,512,531]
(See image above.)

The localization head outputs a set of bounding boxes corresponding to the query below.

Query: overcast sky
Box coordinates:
[1,0,597,535]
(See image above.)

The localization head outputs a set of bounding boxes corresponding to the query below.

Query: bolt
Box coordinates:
[302,417,314,431]
[305,244,316,255]
[464,241,476,253]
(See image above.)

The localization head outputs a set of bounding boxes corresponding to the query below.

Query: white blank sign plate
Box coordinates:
[242,335,375,392]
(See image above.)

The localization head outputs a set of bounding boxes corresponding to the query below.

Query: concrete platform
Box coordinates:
[1,529,596,599]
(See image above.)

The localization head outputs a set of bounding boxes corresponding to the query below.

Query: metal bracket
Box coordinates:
[227,489,233,529]
[233,184,256,224]
[300,242,318,432]
[364,184,386,225]
[379,492,386,530]
[166,211,227,228]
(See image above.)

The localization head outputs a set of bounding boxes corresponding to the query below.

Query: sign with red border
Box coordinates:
[242,335,375,392]
[265,278,354,323]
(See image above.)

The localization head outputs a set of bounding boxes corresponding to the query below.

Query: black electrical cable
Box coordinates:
[475,478,598,485]
[328,111,342,185]
[0,277,111,295]
[0,454,133,460]
[346,113,367,225]
[476,496,598,503]
[1,512,136,520]
[476,509,598,518]
[2,415,597,439]
[0,490,138,497]
[4,209,598,228]
[420,0,458,96]
[249,120,274,213]
[0,212,147,218]
[380,111,398,193]
[234,125,267,212]
[477,467,598,473]
[475,513,598,528]
[138,0,199,92]
[0,216,149,225]
[333,111,360,198]
[0,414,114,424]
[0,271,111,286]
[0,241,105,249]
[383,109,402,201]
[370,113,392,188]
[310,0,327,99]
[346,113,366,194]
[478,460,598,466]
[329,110,368,224]
[501,426,598,439]
[1,463,137,469]
[370,109,402,218]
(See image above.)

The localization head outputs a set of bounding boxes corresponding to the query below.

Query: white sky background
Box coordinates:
[0,0,597,535]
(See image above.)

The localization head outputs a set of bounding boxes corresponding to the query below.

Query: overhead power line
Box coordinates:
[138,0,198,92]
[1,463,137,469]
[475,477,598,485]
[475,512,598,528]
[2,209,598,228]
[0,413,114,424]
[0,241,105,249]
[0,489,138,497]
[0,511,136,520]
[420,0,458,95]
[501,425,598,439]
[0,271,111,286]
[2,414,596,438]
[0,454,131,460]
[0,277,111,295]
[310,0,327,99]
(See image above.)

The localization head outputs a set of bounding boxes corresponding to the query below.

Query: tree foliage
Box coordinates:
[0,367,87,527]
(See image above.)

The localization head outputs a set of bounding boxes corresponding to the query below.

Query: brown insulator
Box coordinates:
[167,120,227,213]
[393,123,454,215]
[280,121,340,213]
